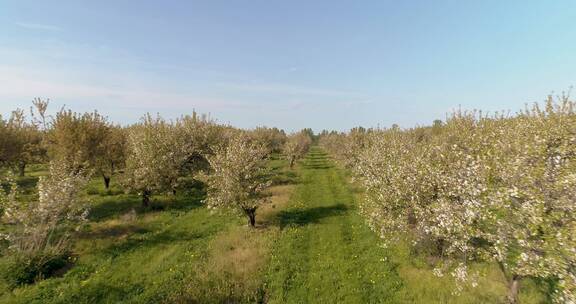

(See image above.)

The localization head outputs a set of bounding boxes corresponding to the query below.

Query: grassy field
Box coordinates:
[0,156,294,303]
[0,149,548,303]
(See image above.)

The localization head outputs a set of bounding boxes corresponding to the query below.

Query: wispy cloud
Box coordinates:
[15,22,62,32]
[0,66,243,110]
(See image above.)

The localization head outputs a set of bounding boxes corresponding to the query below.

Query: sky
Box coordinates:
[1,0,576,132]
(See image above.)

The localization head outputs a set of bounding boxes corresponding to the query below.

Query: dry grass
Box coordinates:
[206,227,270,285]
[258,184,295,226]
[173,227,273,303]
[173,184,296,303]
[79,209,142,239]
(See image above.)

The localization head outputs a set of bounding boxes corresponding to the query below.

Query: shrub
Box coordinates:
[0,251,69,288]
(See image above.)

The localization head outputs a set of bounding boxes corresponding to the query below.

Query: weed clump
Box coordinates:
[0,251,70,288]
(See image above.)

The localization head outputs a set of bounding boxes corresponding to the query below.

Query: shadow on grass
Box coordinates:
[61,281,142,303]
[270,169,299,185]
[101,228,210,258]
[276,204,348,229]
[306,153,327,158]
[301,157,333,169]
[88,194,204,222]
[78,224,151,240]
[15,176,39,191]
[301,153,333,170]
[301,163,333,170]
[88,196,141,222]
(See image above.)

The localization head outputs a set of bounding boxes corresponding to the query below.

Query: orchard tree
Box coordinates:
[317,131,341,155]
[354,127,424,241]
[283,131,312,168]
[412,111,496,293]
[350,95,576,303]
[98,125,127,189]
[179,113,227,177]
[202,132,270,227]
[46,108,124,188]
[319,127,372,169]
[483,97,576,303]
[417,101,576,303]
[0,160,89,263]
[45,109,109,167]
[337,127,369,169]
[250,126,287,153]
[123,114,188,207]
[0,109,44,176]
[0,115,13,166]
[301,128,316,143]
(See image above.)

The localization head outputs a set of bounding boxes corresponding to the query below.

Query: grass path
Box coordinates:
[265,147,402,303]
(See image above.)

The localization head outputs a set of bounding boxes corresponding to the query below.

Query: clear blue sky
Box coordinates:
[1,1,575,132]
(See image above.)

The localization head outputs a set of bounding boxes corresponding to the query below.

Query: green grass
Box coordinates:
[0,156,295,303]
[0,150,550,303]
[0,164,258,303]
[1,192,240,303]
[265,147,402,303]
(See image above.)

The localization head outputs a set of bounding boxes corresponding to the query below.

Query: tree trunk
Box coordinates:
[407,207,417,228]
[435,238,445,257]
[507,275,521,304]
[498,261,521,304]
[142,190,151,208]
[244,207,257,227]
[18,162,26,177]
[103,175,111,189]
[289,156,296,169]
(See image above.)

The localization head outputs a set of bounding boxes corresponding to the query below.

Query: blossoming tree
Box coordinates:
[326,95,576,303]
[0,160,89,264]
[283,131,312,168]
[0,109,44,176]
[123,114,188,207]
[202,132,271,227]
